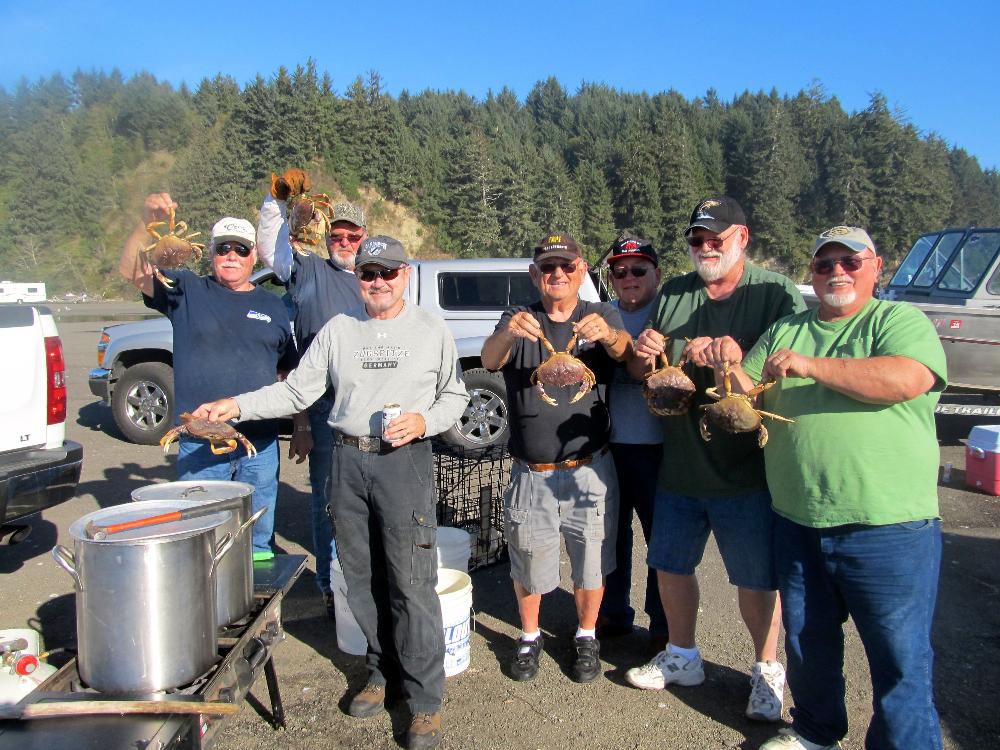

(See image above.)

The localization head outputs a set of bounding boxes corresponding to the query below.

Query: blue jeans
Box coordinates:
[177,435,279,555]
[307,397,335,593]
[775,514,943,750]
[600,443,667,637]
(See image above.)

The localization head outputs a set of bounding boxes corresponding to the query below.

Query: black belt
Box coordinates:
[336,434,423,454]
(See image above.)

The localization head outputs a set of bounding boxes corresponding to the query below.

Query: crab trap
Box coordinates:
[431,439,511,570]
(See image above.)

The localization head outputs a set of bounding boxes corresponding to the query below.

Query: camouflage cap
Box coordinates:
[812,226,876,256]
[331,202,366,229]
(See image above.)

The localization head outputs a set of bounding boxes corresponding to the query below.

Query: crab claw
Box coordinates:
[569,382,591,404]
[758,425,769,449]
[159,428,182,453]
[238,435,258,458]
[535,383,558,407]
[209,439,238,455]
[153,267,175,288]
[698,414,712,443]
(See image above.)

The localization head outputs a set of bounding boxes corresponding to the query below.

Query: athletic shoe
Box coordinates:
[746,660,785,722]
[759,728,842,749]
[509,635,544,681]
[625,648,705,690]
[570,636,601,683]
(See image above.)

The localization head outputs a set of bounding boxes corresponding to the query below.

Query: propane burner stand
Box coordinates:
[0,554,306,750]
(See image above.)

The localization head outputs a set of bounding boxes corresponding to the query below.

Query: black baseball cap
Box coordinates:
[355,235,407,269]
[684,196,747,236]
[533,233,582,263]
[608,232,658,265]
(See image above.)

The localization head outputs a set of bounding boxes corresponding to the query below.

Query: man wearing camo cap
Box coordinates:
[257,181,367,617]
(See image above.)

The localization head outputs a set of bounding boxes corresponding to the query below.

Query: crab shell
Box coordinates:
[160,412,257,457]
[643,355,696,416]
[289,196,332,247]
[530,352,597,406]
[148,235,203,269]
[701,394,763,434]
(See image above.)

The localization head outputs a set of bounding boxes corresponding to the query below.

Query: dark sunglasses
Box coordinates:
[811,255,874,275]
[356,267,401,282]
[214,242,252,257]
[610,265,651,279]
[538,261,578,275]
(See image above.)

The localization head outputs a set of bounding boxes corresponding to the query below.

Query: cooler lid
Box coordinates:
[131,480,254,510]
[70,499,232,543]
[968,425,1000,453]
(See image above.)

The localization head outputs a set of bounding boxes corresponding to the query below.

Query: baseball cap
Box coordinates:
[331,202,366,229]
[812,226,876,257]
[533,233,582,264]
[355,235,407,269]
[609,232,658,265]
[210,217,256,248]
[684,196,747,236]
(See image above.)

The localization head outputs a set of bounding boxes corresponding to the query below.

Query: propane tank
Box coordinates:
[0,628,58,705]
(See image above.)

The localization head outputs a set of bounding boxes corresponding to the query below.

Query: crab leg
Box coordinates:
[209,439,238,456]
[746,380,777,398]
[756,410,795,424]
[159,427,183,453]
[534,383,558,407]
[758,426,769,449]
[538,334,557,355]
[237,435,258,458]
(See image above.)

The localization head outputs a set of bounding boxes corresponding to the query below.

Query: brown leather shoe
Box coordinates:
[407,712,443,749]
[347,682,385,718]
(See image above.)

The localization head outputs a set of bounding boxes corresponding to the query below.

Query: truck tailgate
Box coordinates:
[0,306,48,452]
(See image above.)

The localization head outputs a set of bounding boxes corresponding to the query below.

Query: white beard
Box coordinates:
[822,290,857,307]
[330,253,355,271]
[691,243,742,282]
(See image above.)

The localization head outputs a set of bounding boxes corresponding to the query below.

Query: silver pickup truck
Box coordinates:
[90,258,601,450]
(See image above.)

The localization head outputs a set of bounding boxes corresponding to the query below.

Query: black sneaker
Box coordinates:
[509,635,544,681]
[571,636,601,683]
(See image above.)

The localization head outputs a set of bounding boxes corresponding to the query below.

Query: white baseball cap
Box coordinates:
[210,217,256,248]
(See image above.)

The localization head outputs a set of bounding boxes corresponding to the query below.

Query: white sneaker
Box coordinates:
[625,648,705,690]
[746,660,785,721]
[760,727,842,750]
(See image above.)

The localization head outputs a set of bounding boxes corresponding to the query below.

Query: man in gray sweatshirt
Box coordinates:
[192,236,468,750]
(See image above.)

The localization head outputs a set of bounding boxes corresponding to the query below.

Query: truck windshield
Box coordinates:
[912,232,964,287]
[939,231,1000,293]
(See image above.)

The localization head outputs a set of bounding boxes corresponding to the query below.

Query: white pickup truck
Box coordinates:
[0,305,83,544]
[89,258,602,450]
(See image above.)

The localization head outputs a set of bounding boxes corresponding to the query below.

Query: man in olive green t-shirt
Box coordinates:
[725,227,946,750]
[624,197,804,724]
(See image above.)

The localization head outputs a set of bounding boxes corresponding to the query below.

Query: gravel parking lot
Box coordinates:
[2,303,998,749]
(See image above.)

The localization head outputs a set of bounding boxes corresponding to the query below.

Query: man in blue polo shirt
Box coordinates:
[119,192,297,559]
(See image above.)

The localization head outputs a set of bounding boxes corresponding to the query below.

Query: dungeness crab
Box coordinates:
[699,361,794,448]
[270,167,333,252]
[142,207,204,287]
[530,333,596,406]
[160,412,257,456]
[642,344,696,416]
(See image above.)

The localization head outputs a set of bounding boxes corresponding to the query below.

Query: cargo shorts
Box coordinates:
[503,449,619,594]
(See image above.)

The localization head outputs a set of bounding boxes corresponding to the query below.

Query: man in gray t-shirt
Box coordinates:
[599,233,668,653]
[193,236,467,750]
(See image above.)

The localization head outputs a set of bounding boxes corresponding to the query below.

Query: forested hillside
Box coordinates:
[2,61,998,296]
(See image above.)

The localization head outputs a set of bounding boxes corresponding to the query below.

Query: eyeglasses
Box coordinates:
[610,265,651,279]
[811,255,875,275]
[356,266,402,282]
[214,242,252,257]
[328,231,365,245]
[687,227,738,250]
[538,261,578,275]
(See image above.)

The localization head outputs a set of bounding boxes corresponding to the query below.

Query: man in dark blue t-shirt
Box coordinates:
[119,192,297,559]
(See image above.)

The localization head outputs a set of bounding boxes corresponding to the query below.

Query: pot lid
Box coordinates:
[69,499,232,543]
[131,480,253,510]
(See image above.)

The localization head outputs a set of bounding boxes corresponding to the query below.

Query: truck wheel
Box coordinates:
[442,368,509,450]
[112,362,174,445]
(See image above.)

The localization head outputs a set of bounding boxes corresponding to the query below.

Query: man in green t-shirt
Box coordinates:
[723,226,946,750]
[624,197,804,724]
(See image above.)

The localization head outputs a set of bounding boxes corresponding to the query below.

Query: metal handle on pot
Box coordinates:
[180,485,208,497]
[51,545,83,591]
[210,533,235,577]
[239,507,267,538]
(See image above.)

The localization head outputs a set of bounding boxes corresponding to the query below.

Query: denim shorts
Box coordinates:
[504,449,619,594]
[647,488,777,591]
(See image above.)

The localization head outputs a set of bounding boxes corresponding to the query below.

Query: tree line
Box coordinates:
[1,61,998,294]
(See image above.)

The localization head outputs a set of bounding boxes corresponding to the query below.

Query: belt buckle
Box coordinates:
[358,436,380,452]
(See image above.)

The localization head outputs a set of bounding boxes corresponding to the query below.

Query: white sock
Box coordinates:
[518,631,540,653]
[668,643,700,661]
[575,627,596,639]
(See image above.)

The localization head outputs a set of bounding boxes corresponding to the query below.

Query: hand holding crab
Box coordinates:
[530,332,596,406]
[160,412,257,457]
[699,361,794,448]
[139,195,204,288]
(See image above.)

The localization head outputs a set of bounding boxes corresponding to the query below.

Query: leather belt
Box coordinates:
[515,446,609,472]
[337,434,393,453]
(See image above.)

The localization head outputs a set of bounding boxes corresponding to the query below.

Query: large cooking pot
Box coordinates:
[52,499,234,693]
[131,481,261,626]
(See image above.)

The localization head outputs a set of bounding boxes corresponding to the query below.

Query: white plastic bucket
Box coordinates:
[436,527,473,573]
[436,568,473,677]
[331,556,367,656]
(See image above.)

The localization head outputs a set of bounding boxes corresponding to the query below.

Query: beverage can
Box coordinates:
[382,404,401,438]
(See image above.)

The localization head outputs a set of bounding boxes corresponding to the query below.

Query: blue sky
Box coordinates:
[2,1,997,169]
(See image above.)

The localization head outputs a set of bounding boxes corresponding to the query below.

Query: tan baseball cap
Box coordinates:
[812,226,876,256]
